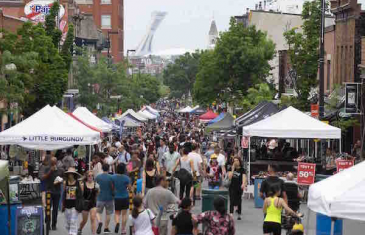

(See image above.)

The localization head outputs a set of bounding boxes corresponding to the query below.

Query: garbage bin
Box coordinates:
[201,189,229,212]
[0,202,21,235]
[316,213,343,235]
[254,178,264,208]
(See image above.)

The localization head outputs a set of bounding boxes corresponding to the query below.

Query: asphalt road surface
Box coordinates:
[49,197,364,235]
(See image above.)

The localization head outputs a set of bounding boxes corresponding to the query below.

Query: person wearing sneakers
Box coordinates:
[95,164,114,234]
[112,163,131,235]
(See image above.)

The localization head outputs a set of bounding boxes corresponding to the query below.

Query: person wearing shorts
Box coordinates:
[112,164,131,235]
[95,163,114,234]
[79,171,99,235]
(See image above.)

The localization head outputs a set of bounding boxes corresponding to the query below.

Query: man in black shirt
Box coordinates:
[260,164,288,203]
[43,157,64,230]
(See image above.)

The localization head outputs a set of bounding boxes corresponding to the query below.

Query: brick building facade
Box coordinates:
[76,0,124,62]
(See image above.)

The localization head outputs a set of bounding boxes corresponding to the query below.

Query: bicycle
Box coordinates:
[282,213,304,235]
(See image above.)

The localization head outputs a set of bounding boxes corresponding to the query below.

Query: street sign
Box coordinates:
[336,159,354,173]
[345,83,361,114]
[311,104,319,118]
[297,162,316,185]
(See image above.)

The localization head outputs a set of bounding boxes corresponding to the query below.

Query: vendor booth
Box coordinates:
[119,109,147,123]
[138,110,157,120]
[178,106,193,113]
[0,105,101,219]
[199,110,218,123]
[242,106,341,188]
[308,161,365,235]
[235,101,279,128]
[205,113,235,133]
[207,113,225,125]
[73,107,112,133]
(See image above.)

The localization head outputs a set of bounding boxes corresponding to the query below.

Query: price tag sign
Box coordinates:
[297,162,316,185]
[336,159,354,173]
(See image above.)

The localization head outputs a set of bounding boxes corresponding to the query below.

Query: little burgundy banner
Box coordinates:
[0,135,98,145]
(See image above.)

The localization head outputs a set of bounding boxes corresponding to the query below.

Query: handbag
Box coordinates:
[146,209,159,235]
[75,182,85,212]
[223,173,231,188]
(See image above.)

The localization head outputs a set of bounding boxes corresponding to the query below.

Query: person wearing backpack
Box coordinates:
[129,196,155,235]
[172,147,195,200]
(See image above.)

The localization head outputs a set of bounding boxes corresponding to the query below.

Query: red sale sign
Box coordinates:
[336,159,354,173]
[297,162,316,185]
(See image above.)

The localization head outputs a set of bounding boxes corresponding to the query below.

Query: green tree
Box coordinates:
[163,51,201,98]
[0,3,74,117]
[240,83,274,112]
[132,74,161,104]
[283,0,326,110]
[193,18,275,104]
[61,24,74,69]
[0,21,70,116]
[0,51,38,114]
[45,2,62,48]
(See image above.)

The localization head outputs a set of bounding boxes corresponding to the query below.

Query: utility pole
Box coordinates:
[319,0,325,119]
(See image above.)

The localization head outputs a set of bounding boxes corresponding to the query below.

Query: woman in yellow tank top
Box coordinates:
[263,184,299,235]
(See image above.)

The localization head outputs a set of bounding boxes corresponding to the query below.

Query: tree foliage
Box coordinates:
[239,83,274,112]
[163,51,201,98]
[283,0,326,110]
[0,13,68,116]
[193,18,275,105]
[73,51,161,116]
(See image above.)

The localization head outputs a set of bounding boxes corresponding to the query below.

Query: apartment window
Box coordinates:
[101,0,111,4]
[101,15,111,29]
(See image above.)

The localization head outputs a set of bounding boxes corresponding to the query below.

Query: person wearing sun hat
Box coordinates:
[62,167,83,235]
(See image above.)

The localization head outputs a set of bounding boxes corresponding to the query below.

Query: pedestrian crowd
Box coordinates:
[37,104,303,235]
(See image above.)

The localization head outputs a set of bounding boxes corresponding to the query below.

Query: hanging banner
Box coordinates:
[311,104,319,118]
[297,162,316,185]
[336,159,354,173]
[345,83,361,114]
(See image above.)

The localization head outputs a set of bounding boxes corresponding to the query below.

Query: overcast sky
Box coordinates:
[124,0,257,53]
[124,0,365,54]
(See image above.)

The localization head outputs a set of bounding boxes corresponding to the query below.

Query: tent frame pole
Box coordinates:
[248,137,251,185]
[330,219,335,235]
[339,138,342,153]
[89,144,92,171]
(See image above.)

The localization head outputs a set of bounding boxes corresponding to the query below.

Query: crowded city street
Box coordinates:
[2,0,365,235]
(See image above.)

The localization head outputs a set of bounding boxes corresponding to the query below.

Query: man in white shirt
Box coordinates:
[188,143,203,199]
[114,145,130,165]
[104,148,114,174]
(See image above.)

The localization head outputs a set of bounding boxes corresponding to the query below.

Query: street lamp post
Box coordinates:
[319,0,325,119]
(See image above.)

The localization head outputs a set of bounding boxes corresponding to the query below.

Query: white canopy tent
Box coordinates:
[308,161,365,221]
[242,106,341,139]
[119,109,147,122]
[138,110,157,120]
[242,106,341,187]
[116,116,142,128]
[73,107,112,132]
[0,105,100,150]
[146,106,160,115]
[178,106,193,113]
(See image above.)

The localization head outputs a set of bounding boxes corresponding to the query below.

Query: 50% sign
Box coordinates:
[297,162,316,185]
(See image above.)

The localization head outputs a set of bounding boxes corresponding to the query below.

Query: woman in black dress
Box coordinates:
[228,157,247,220]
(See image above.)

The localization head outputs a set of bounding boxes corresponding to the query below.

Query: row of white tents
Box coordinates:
[0,105,161,150]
